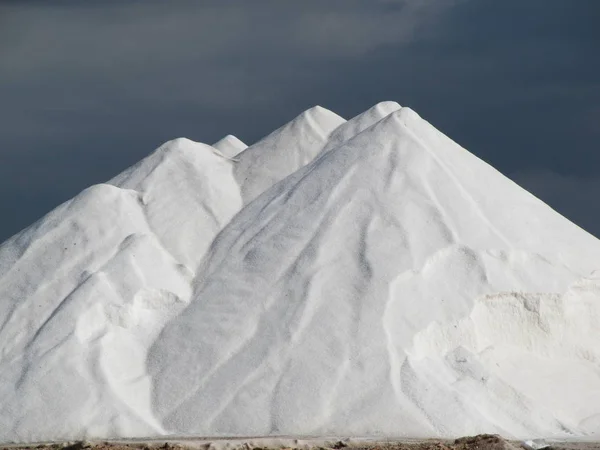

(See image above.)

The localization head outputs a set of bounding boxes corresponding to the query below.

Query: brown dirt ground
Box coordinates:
[2,435,600,450]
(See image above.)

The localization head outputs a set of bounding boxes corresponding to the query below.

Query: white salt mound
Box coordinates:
[0,103,599,443]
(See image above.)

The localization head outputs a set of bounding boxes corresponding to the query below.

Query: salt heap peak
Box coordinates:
[234,105,346,203]
[1,102,600,443]
[322,101,402,153]
[212,134,247,158]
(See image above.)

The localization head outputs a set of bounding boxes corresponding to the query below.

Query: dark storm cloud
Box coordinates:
[0,0,599,242]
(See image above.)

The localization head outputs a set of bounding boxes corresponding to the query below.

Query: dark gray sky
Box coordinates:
[1,0,599,242]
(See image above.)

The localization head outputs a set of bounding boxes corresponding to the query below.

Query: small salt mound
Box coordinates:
[212,134,248,158]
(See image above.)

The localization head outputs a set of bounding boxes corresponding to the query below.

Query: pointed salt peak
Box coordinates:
[386,106,467,155]
[157,137,200,153]
[371,101,402,115]
[79,182,124,199]
[330,101,401,133]
[321,101,403,154]
[298,105,346,133]
[391,105,421,122]
[306,104,345,120]
[151,137,226,165]
[233,106,345,204]
[367,106,422,136]
[213,134,247,149]
[138,137,199,163]
[110,138,226,189]
[155,137,224,159]
[343,102,403,130]
[212,135,248,158]
[345,105,416,133]
[240,106,345,156]
[319,106,429,159]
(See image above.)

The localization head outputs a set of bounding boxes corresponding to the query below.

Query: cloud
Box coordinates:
[0,1,462,82]
[0,1,472,242]
[0,1,470,145]
[0,0,598,243]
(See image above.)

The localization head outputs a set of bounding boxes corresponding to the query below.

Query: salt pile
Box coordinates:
[0,102,599,443]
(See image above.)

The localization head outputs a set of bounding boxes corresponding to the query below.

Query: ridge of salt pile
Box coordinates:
[0,103,599,443]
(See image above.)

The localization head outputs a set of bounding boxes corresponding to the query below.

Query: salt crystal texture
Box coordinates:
[0,103,599,443]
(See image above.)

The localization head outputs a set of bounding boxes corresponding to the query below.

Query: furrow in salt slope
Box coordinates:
[234,106,346,204]
[149,107,600,438]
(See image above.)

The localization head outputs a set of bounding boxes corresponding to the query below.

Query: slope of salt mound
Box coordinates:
[234,106,346,204]
[321,101,402,153]
[150,108,600,438]
[391,108,597,274]
[0,184,190,442]
[212,134,247,158]
[408,272,600,437]
[0,139,242,442]
[109,138,242,271]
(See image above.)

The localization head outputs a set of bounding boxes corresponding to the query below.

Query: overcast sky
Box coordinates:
[0,0,599,242]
